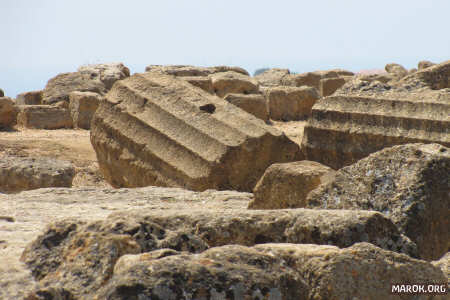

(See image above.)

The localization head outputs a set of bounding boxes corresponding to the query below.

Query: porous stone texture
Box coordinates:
[15,90,43,105]
[319,76,347,96]
[145,65,249,76]
[0,187,252,300]
[302,74,450,168]
[91,72,300,192]
[281,69,354,90]
[209,71,259,97]
[254,68,290,87]
[42,72,106,105]
[401,59,450,90]
[249,161,335,209]
[385,63,408,79]
[0,97,16,129]
[21,205,418,298]
[357,72,393,84]
[418,60,435,70]
[251,243,446,300]
[181,76,214,94]
[0,155,75,193]
[42,62,129,105]
[16,105,73,129]
[267,86,320,121]
[77,62,130,90]
[69,91,102,129]
[283,71,322,89]
[223,93,269,122]
[307,143,450,260]
[28,242,445,300]
[432,252,450,281]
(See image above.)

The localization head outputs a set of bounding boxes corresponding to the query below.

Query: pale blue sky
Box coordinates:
[1,0,449,97]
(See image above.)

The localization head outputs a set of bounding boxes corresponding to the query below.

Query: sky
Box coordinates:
[1,0,449,97]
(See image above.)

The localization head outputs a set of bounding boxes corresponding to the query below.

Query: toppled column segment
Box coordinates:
[91,72,301,191]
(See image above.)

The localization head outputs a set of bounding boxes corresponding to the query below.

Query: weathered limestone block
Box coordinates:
[319,76,347,96]
[90,72,300,191]
[16,105,73,129]
[385,63,408,79]
[253,243,446,300]
[282,69,353,89]
[357,73,394,84]
[401,60,450,89]
[301,94,450,169]
[223,93,269,122]
[0,97,16,129]
[282,71,323,89]
[181,76,214,94]
[42,72,106,105]
[418,60,435,70]
[22,207,419,298]
[77,62,130,90]
[254,68,290,86]
[307,143,450,260]
[145,65,249,76]
[52,243,445,300]
[0,155,75,193]
[69,91,102,129]
[249,161,335,209]
[267,86,320,121]
[209,71,259,97]
[15,90,43,105]
[42,62,130,105]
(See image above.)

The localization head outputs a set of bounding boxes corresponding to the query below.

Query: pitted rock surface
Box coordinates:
[307,143,450,260]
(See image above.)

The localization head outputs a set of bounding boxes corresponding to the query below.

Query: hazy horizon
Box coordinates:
[1,0,449,97]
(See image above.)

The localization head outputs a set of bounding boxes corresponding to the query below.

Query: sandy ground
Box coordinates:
[0,128,109,187]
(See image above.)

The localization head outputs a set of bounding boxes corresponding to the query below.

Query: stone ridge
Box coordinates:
[302,95,450,169]
[91,72,301,191]
[21,208,417,297]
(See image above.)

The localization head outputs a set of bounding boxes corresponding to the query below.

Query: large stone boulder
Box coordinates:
[307,143,450,260]
[401,59,450,90]
[0,155,75,193]
[282,69,353,91]
[77,62,130,90]
[16,105,73,129]
[223,93,269,122]
[254,68,290,87]
[42,63,130,105]
[249,161,334,209]
[22,206,419,298]
[27,242,446,299]
[91,72,300,192]
[418,60,435,70]
[0,97,16,129]
[145,65,249,76]
[385,63,408,79]
[283,71,323,89]
[267,86,320,121]
[15,90,42,105]
[69,91,102,129]
[209,71,259,97]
